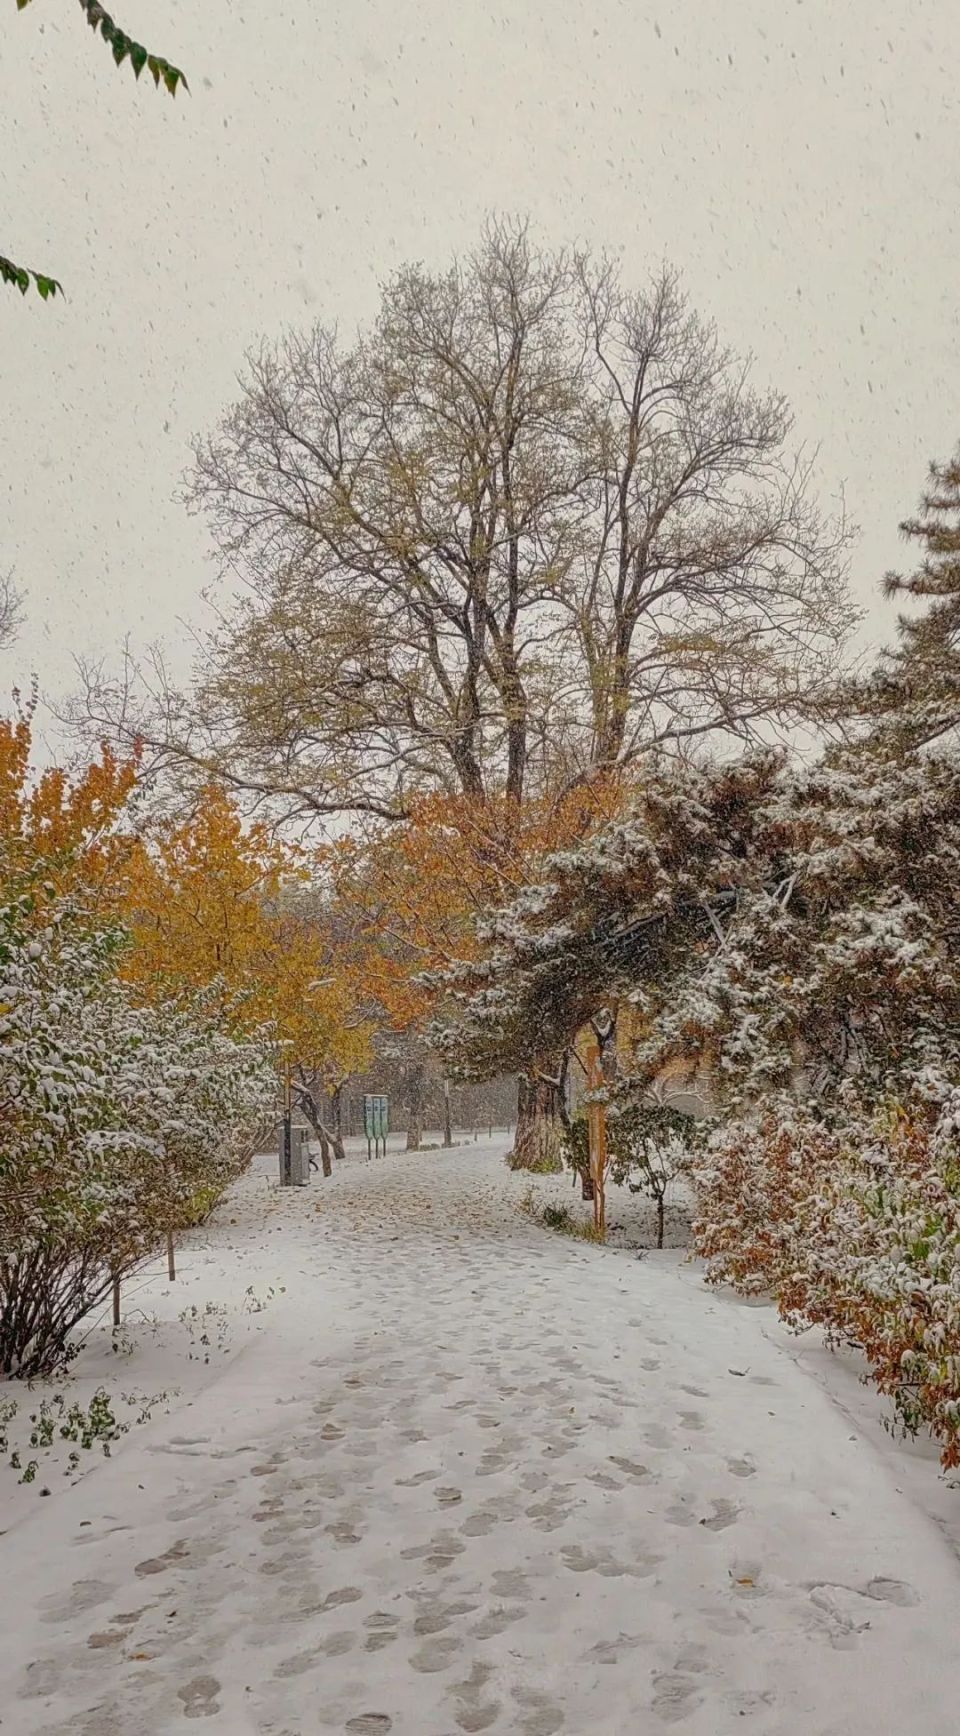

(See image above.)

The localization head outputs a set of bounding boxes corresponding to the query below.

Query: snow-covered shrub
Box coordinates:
[562,1096,700,1248]
[0,891,275,1378]
[790,1094,960,1466]
[694,1094,960,1467]
[607,1099,700,1250]
[692,1110,845,1295]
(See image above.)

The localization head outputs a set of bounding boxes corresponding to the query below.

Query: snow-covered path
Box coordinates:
[3,1138,960,1735]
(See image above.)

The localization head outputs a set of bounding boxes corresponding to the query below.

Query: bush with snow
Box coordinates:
[562,1095,700,1248]
[692,1108,844,1297]
[694,1091,960,1467]
[0,890,275,1378]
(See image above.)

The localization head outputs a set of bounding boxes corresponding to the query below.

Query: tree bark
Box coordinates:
[405,1063,426,1150]
[507,1057,568,1172]
[316,1125,333,1178]
[442,1079,453,1149]
[295,1080,333,1176]
[331,1083,347,1159]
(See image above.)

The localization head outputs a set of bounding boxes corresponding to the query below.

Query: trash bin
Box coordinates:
[290,1124,311,1186]
[279,1122,312,1186]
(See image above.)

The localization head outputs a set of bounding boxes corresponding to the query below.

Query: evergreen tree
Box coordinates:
[844,448,960,754]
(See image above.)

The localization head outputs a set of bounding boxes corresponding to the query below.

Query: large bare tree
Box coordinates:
[80,220,855,1166]
[83,220,853,819]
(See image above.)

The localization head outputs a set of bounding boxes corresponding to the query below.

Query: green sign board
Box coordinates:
[363,1094,389,1151]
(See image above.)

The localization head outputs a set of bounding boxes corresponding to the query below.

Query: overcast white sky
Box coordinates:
[2,0,958,749]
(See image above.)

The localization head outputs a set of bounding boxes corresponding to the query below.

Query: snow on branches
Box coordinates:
[0,888,275,1378]
[434,753,783,1082]
[695,1092,960,1467]
[438,747,960,1113]
[437,738,960,1463]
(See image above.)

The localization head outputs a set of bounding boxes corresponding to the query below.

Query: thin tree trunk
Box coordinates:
[331,1083,347,1159]
[442,1079,453,1149]
[317,1125,333,1178]
[405,1064,426,1150]
[295,1081,333,1177]
[508,1055,568,1172]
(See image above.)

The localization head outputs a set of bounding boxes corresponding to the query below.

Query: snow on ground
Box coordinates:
[2,1134,960,1734]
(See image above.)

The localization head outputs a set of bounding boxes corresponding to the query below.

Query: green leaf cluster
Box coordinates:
[0,252,63,300]
[5,0,189,301]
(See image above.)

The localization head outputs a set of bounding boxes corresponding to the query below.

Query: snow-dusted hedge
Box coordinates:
[693,1093,960,1467]
[0,891,275,1377]
[692,1109,843,1297]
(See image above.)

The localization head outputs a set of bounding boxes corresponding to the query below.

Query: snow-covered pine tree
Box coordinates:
[836,446,960,755]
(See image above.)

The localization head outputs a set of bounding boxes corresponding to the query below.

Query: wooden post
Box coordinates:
[584,1033,608,1240]
[112,1276,121,1327]
[166,1228,176,1281]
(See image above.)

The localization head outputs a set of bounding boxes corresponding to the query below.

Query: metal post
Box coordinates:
[281,1068,292,1185]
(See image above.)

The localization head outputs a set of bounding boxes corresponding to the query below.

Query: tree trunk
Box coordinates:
[295,1081,333,1177]
[657,1195,665,1250]
[316,1125,333,1178]
[442,1079,453,1149]
[405,1064,426,1150]
[331,1083,347,1159]
[507,1058,568,1172]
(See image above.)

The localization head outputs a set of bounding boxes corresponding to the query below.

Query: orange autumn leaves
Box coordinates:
[121,784,371,1084]
[327,778,628,1034]
[0,710,138,905]
[122,782,296,1008]
[0,716,368,1082]
[1,708,627,1076]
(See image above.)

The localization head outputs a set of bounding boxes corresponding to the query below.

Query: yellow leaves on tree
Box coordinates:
[271,898,373,1091]
[124,783,293,1007]
[0,716,366,1085]
[0,704,139,906]
[124,781,369,1082]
